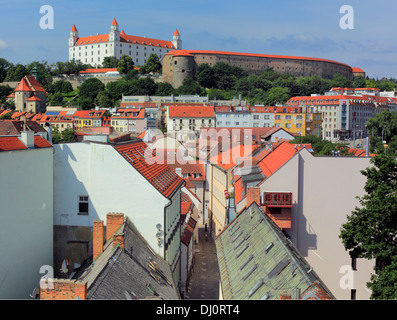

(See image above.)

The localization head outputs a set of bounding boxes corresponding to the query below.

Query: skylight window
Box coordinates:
[248,279,264,298]
[240,254,254,270]
[236,244,249,258]
[265,242,274,253]
[232,231,243,243]
[242,263,257,281]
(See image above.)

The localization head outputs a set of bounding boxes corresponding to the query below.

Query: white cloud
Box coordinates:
[0,39,7,49]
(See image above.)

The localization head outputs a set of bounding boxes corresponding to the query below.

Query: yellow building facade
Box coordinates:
[274,112,322,137]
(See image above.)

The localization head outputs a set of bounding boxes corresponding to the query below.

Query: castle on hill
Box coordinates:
[68,19,182,67]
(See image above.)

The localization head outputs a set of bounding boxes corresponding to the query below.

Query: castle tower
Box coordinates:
[172,29,182,50]
[69,25,78,47]
[109,18,120,42]
[171,50,195,88]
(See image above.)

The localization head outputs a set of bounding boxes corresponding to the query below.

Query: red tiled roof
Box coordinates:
[71,25,78,32]
[25,76,46,92]
[111,18,118,26]
[0,136,27,151]
[209,144,257,170]
[174,29,180,36]
[181,217,196,246]
[352,67,364,73]
[15,78,32,92]
[112,109,145,119]
[79,68,118,74]
[0,135,52,151]
[348,148,376,157]
[257,142,297,179]
[26,95,42,102]
[114,141,184,199]
[120,34,174,49]
[75,33,175,49]
[168,162,206,181]
[166,50,351,68]
[168,105,215,118]
[119,102,157,109]
[34,135,52,148]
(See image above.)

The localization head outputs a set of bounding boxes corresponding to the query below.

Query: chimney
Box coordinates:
[113,233,125,249]
[20,131,35,148]
[246,186,261,207]
[93,220,104,261]
[106,213,124,241]
[39,279,87,300]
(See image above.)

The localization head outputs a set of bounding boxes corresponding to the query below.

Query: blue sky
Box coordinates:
[1,0,396,79]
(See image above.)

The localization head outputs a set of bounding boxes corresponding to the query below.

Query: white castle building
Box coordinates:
[68,19,182,67]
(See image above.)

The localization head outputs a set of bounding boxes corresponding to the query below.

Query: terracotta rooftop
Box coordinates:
[166,50,351,68]
[114,141,184,199]
[0,135,52,151]
[168,105,215,118]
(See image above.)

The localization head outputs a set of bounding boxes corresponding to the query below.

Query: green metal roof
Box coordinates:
[215,202,334,300]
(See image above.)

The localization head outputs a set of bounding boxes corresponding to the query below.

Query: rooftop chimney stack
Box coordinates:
[93,220,104,261]
[106,213,124,241]
[246,186,261,207]
[113,233,125,249]
[20,131,34,148]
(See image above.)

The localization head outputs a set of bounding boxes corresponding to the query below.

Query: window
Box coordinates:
[351,289,356,300]
[78,196,89,215]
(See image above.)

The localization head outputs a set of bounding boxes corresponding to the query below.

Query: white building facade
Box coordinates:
[0,133,53,299]
[237,148,376,300]
[69,19,182,67]
[53,137,184,285]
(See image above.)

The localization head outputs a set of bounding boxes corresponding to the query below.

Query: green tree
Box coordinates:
[95,90,113,107]
[78,78,105,109]
[4,64,28,81]
[339,153,397,299]
[155,82,175,96]
[366,110,397,155]
[79,78,105,99]
[52,80,73,94]
[0,110,13,119]
[0,85,12,103]
[139,53,162,74]
[122,69,139,81]
[352,76,366,88]
[117,55,135,75]
[196,63,215,88]
[176,77,205,95]
[134,77,157,95]
[61,128,75,143]
[102,56,120,68]
[48,92,64,106]
[289,135,351,156]
[0,58,13,82]
[263,86,290,105]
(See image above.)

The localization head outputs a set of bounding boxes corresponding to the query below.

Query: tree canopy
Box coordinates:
[339,153,397,299]
[139,54,162,74]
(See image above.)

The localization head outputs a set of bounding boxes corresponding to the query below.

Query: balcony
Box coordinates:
[263,192,292,208]
[261,192,292,229]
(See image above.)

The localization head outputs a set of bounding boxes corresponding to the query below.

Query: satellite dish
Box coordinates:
[156,224,162,230]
